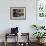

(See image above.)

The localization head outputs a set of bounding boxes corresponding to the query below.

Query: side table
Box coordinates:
[4,33,18,46]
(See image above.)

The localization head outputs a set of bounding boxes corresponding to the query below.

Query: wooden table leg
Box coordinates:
[17,34,18,46]
[4,33,7,46]
[15,33,18,46]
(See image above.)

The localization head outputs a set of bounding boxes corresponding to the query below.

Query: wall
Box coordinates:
[0,0,36,42]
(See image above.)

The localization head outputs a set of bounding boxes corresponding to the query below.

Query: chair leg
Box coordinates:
[4,33,7,46]
[4,41,7,46]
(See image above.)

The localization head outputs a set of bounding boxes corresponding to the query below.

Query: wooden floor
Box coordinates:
[0,42,46,46]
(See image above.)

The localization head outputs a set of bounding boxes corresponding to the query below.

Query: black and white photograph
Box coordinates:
[10,7,26,20]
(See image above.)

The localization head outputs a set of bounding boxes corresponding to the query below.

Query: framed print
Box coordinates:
[36,0,46,26]
[37,0,46,19]
[10,7,26,20]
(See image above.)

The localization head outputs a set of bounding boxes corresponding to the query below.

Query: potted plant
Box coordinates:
[32,24,45,30]
[33,32,46,43]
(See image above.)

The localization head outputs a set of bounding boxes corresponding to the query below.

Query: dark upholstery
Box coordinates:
[11,27,18,34]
